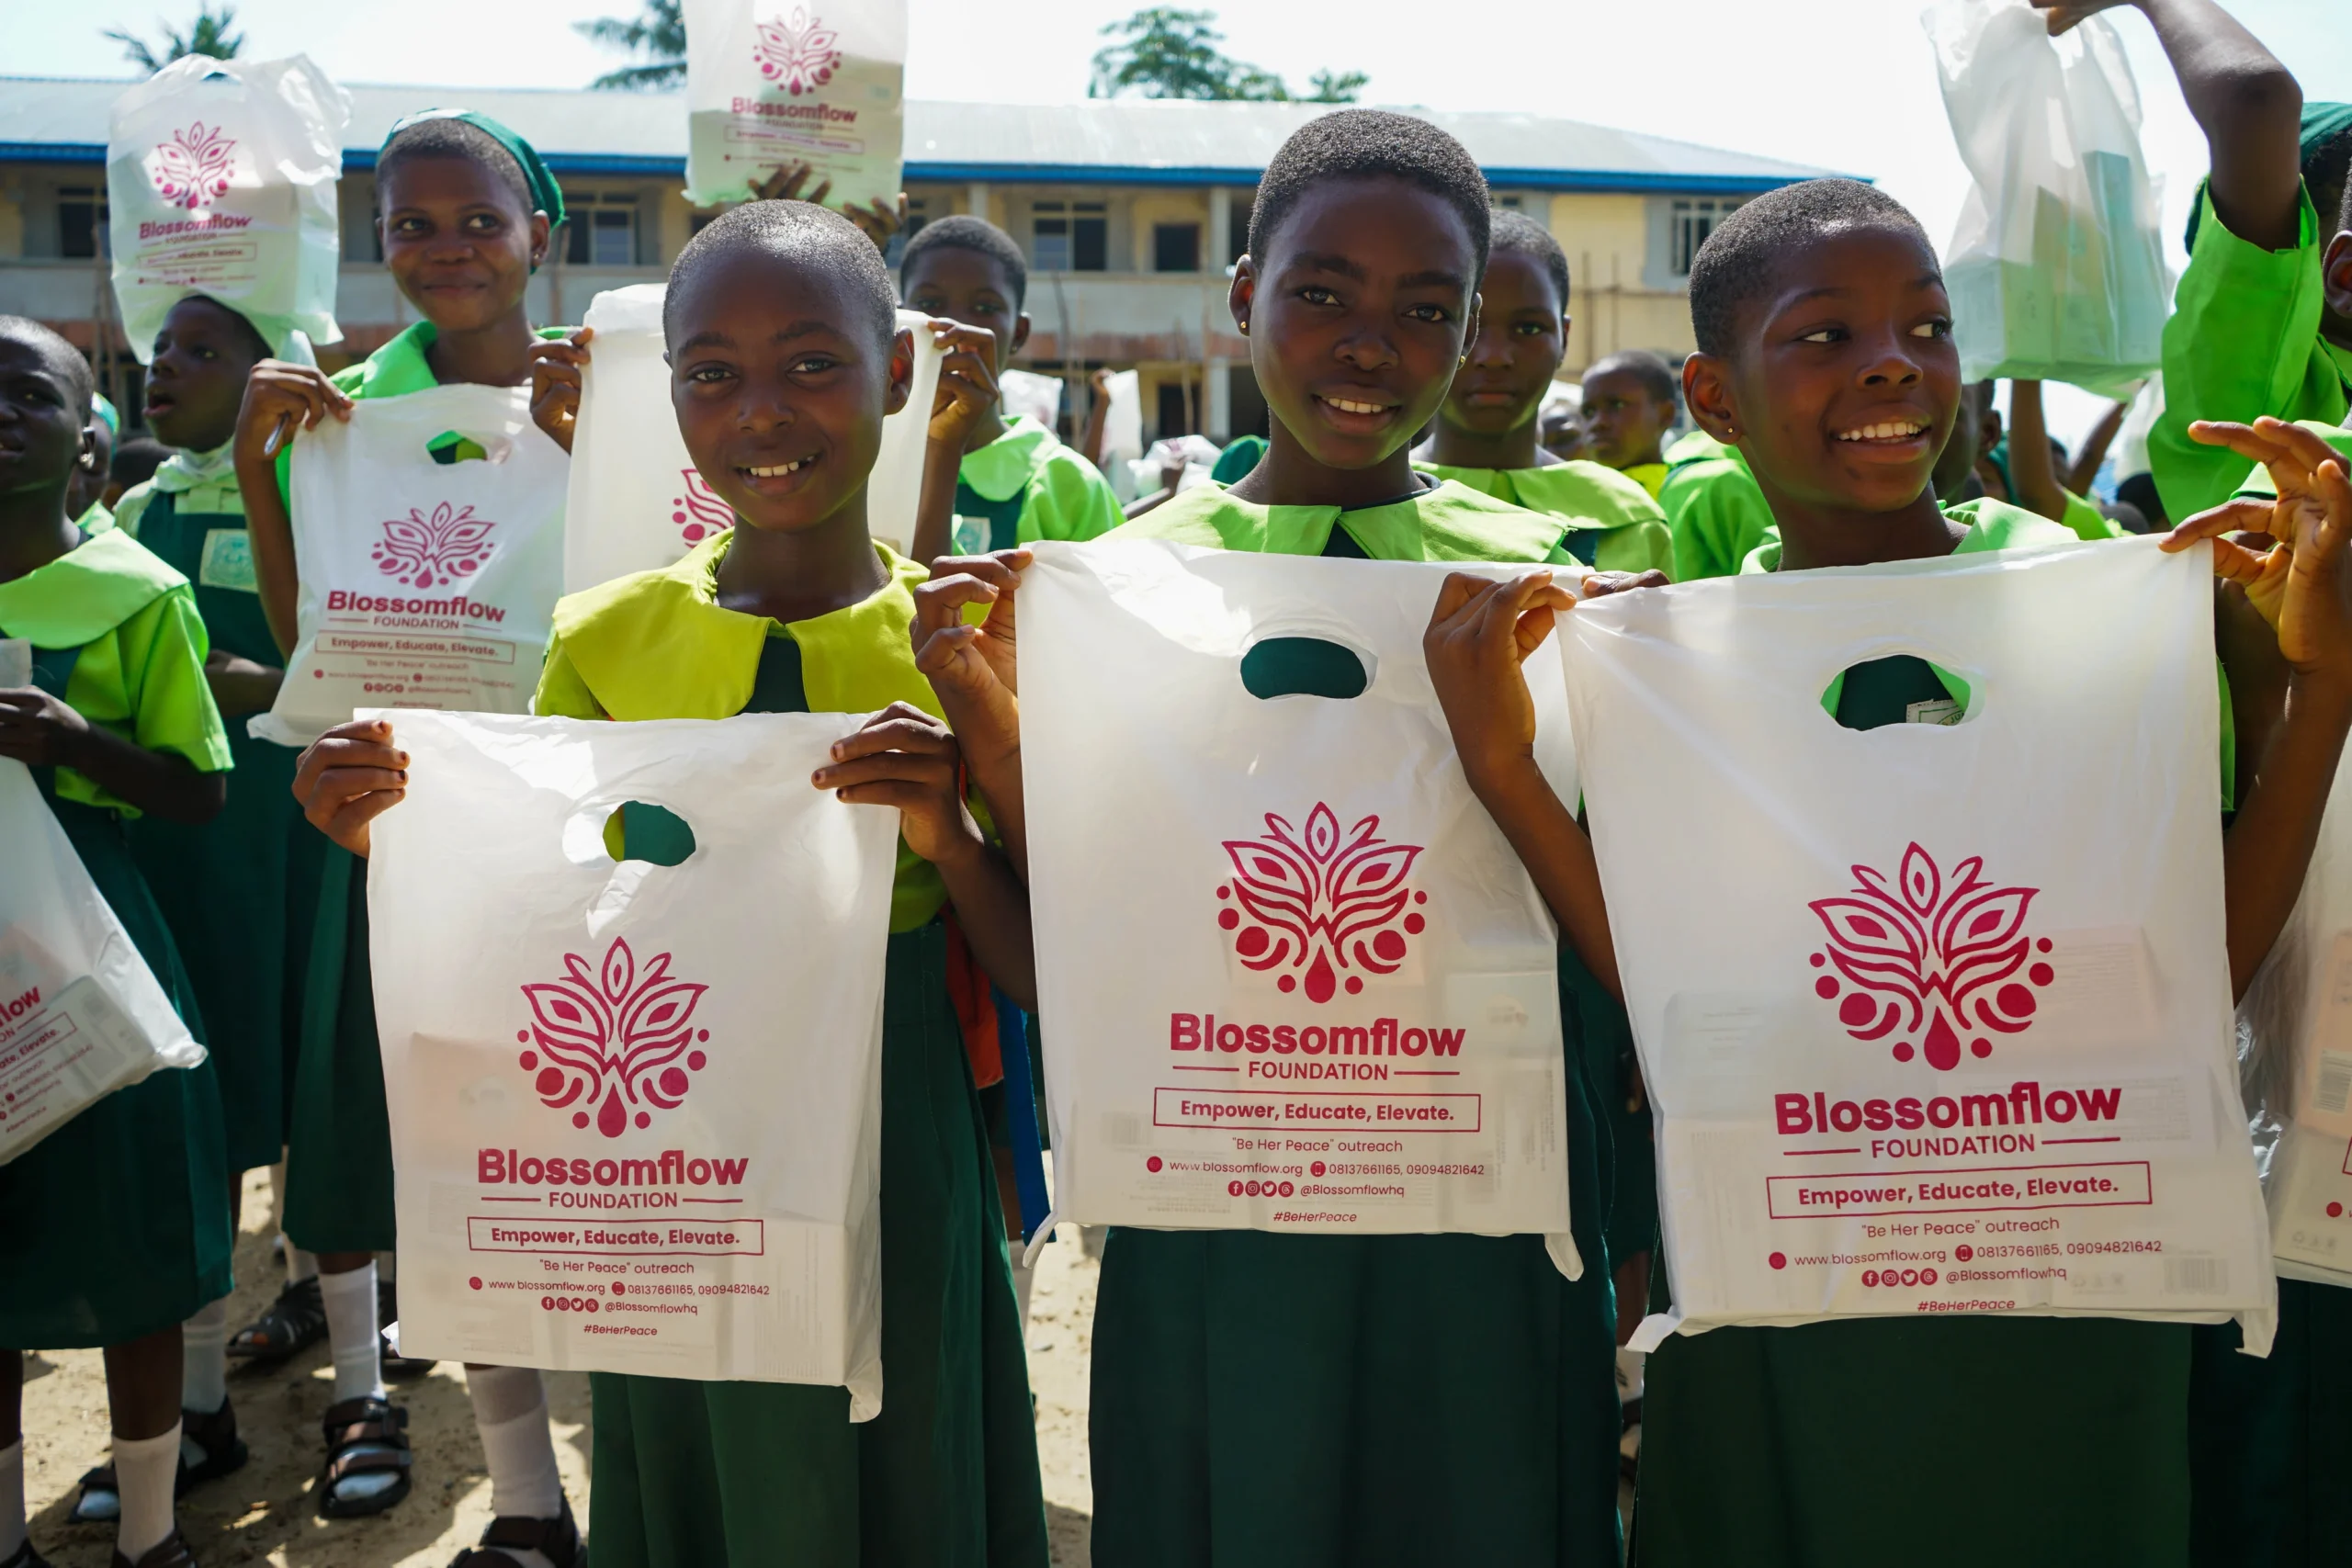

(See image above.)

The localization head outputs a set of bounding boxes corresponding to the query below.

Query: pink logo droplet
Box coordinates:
[1805,842,2052,1071]
[149,121,237,211]
[752,6,842,96]
[369,502,499,590]
[1216,803,1424,1006]
[519,936,712,1138]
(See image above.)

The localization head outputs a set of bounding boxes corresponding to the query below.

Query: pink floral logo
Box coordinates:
[1216,804,1426,1005]
[150,122,236,210]
[753,6,841,96]
[670,468,733,546]
[1809,843,2055,1071]
[370,502,496,589]
[516,937,712,1138]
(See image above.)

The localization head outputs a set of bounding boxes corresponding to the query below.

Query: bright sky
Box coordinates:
[11,0,2350,444]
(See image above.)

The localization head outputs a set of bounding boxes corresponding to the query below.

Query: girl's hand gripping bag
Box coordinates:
[254,385,568,746]
[2234,747,2352,1289]
[366,709,899,1409]
[0,759,204,1166]
[1925,0,2170,398]
[681,0,907,211]
[107,52,349,360]
[1019,538,1583,1274]
[563,292,938,589]
[1560,538,2276,1350]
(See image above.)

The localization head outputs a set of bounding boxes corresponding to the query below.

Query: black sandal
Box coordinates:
[3,1539,55,1568]
[66,1397,249,1524]
[316,1395,413,1518]
[379,1278,435,1382]
[227,1276,326,1362]
[110,1530,198,1568]
[448,1498,586,1568]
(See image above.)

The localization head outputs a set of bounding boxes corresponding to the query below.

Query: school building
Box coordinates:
[0,77,1836,442]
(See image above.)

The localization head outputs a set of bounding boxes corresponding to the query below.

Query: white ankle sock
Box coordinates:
[1,1437,26,1559]
[181,1298,228,1416]
[113,1424,178,1562]
[467,1366,561,1525]
[1012,1259,1035,1325]
[319,1263,385,1404]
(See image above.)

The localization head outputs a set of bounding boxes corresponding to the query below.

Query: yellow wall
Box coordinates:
[0,186,21,260]
[1130,191,1209,272]
[1548,191,1691,373]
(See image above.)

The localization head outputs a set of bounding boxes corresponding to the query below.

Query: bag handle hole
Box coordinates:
[1240,637,1371,701]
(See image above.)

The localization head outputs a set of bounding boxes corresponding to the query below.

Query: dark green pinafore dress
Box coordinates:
[1631,657,2193,1568]
[583,636,1051,1567]
[1086,522,1625,1568]
[127,491,324,1173]
[0,642,233,1348]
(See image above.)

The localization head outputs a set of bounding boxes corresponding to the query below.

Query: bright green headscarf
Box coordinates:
[380,108,568,231]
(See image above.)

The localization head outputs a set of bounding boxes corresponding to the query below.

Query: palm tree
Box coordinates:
[577,0,686,91]
[104,4,243,73]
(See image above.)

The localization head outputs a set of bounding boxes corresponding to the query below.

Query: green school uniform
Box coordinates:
[282,319,572,1255]
[120,446,325,1173]
[2153,187,2352,522]
[1633,503,2198,1568]
[1091,479,1624,1568]
[1658,435,1778,582]
[947,414,1122,556]
[1619,461,1668,499]
[1211,434,1268,486]
[1414,458,1676,577]
[0,527,235,1347]
[532,534,1048,1567]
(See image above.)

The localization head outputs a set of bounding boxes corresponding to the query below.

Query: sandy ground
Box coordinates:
[21,1168,1102,1566]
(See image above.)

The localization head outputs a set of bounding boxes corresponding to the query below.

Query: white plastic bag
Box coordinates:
[2234,747,2352,1289]
[1125,434,1220,502]
[368,708,898,1405]
[682,0,907,211]
[998,368,1064,433]
[254,385,568,746]
[862,310,944,558]
[1101,369,1144,502]
[1020,538,1582,1272]
[1926,0,2169,398]
[0,759,204,1166]
[107,53,348,360]
[1562,537,2274,1348]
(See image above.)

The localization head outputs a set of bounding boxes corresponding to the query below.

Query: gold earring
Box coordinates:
[1238,321,1249,335]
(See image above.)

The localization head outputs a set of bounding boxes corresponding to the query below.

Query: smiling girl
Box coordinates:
[229,110,583,1563]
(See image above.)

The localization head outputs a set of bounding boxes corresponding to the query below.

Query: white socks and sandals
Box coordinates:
[63,1300,249,1553]
[9,1423,200,1568]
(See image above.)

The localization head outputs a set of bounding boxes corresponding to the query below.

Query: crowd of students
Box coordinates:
[3,0,2351,1563]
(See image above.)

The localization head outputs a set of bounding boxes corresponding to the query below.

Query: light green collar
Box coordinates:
[1112,477,1567,562]
[0,525,187,649]
[153,443,239,496]
[957,414,1057,503]
[341,320,574,399]
[1740,498,2077,574]
[1413,459,1661,533]
[549,530,944,723]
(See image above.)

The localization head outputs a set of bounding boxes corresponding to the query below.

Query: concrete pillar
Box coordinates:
[1205,357,1231,442]
[966,182,991,226]
[1207,185,1231,268]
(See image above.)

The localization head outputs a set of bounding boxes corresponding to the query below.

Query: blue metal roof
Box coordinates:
[0,77,1845,192]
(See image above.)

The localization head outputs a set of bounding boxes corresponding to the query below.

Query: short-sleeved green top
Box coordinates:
[951,415,1123,554]
[1413,459,1674,577]
[1661,435,1779,582]
[2153,186,2352,521]
[532,531,954,934]
[1109,475,1576,565]
[0,526,232,814]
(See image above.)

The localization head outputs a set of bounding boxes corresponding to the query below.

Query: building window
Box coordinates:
[564,193,641,266]
[1153,221,1201,274]
[1229,197,1253,264]
[58,186,106,259]
[1156,378,1193,439]
[1496,194,1523,210]
[883,198,929,267]
[1033,201,1106,273]
[1670,197,1741,277]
